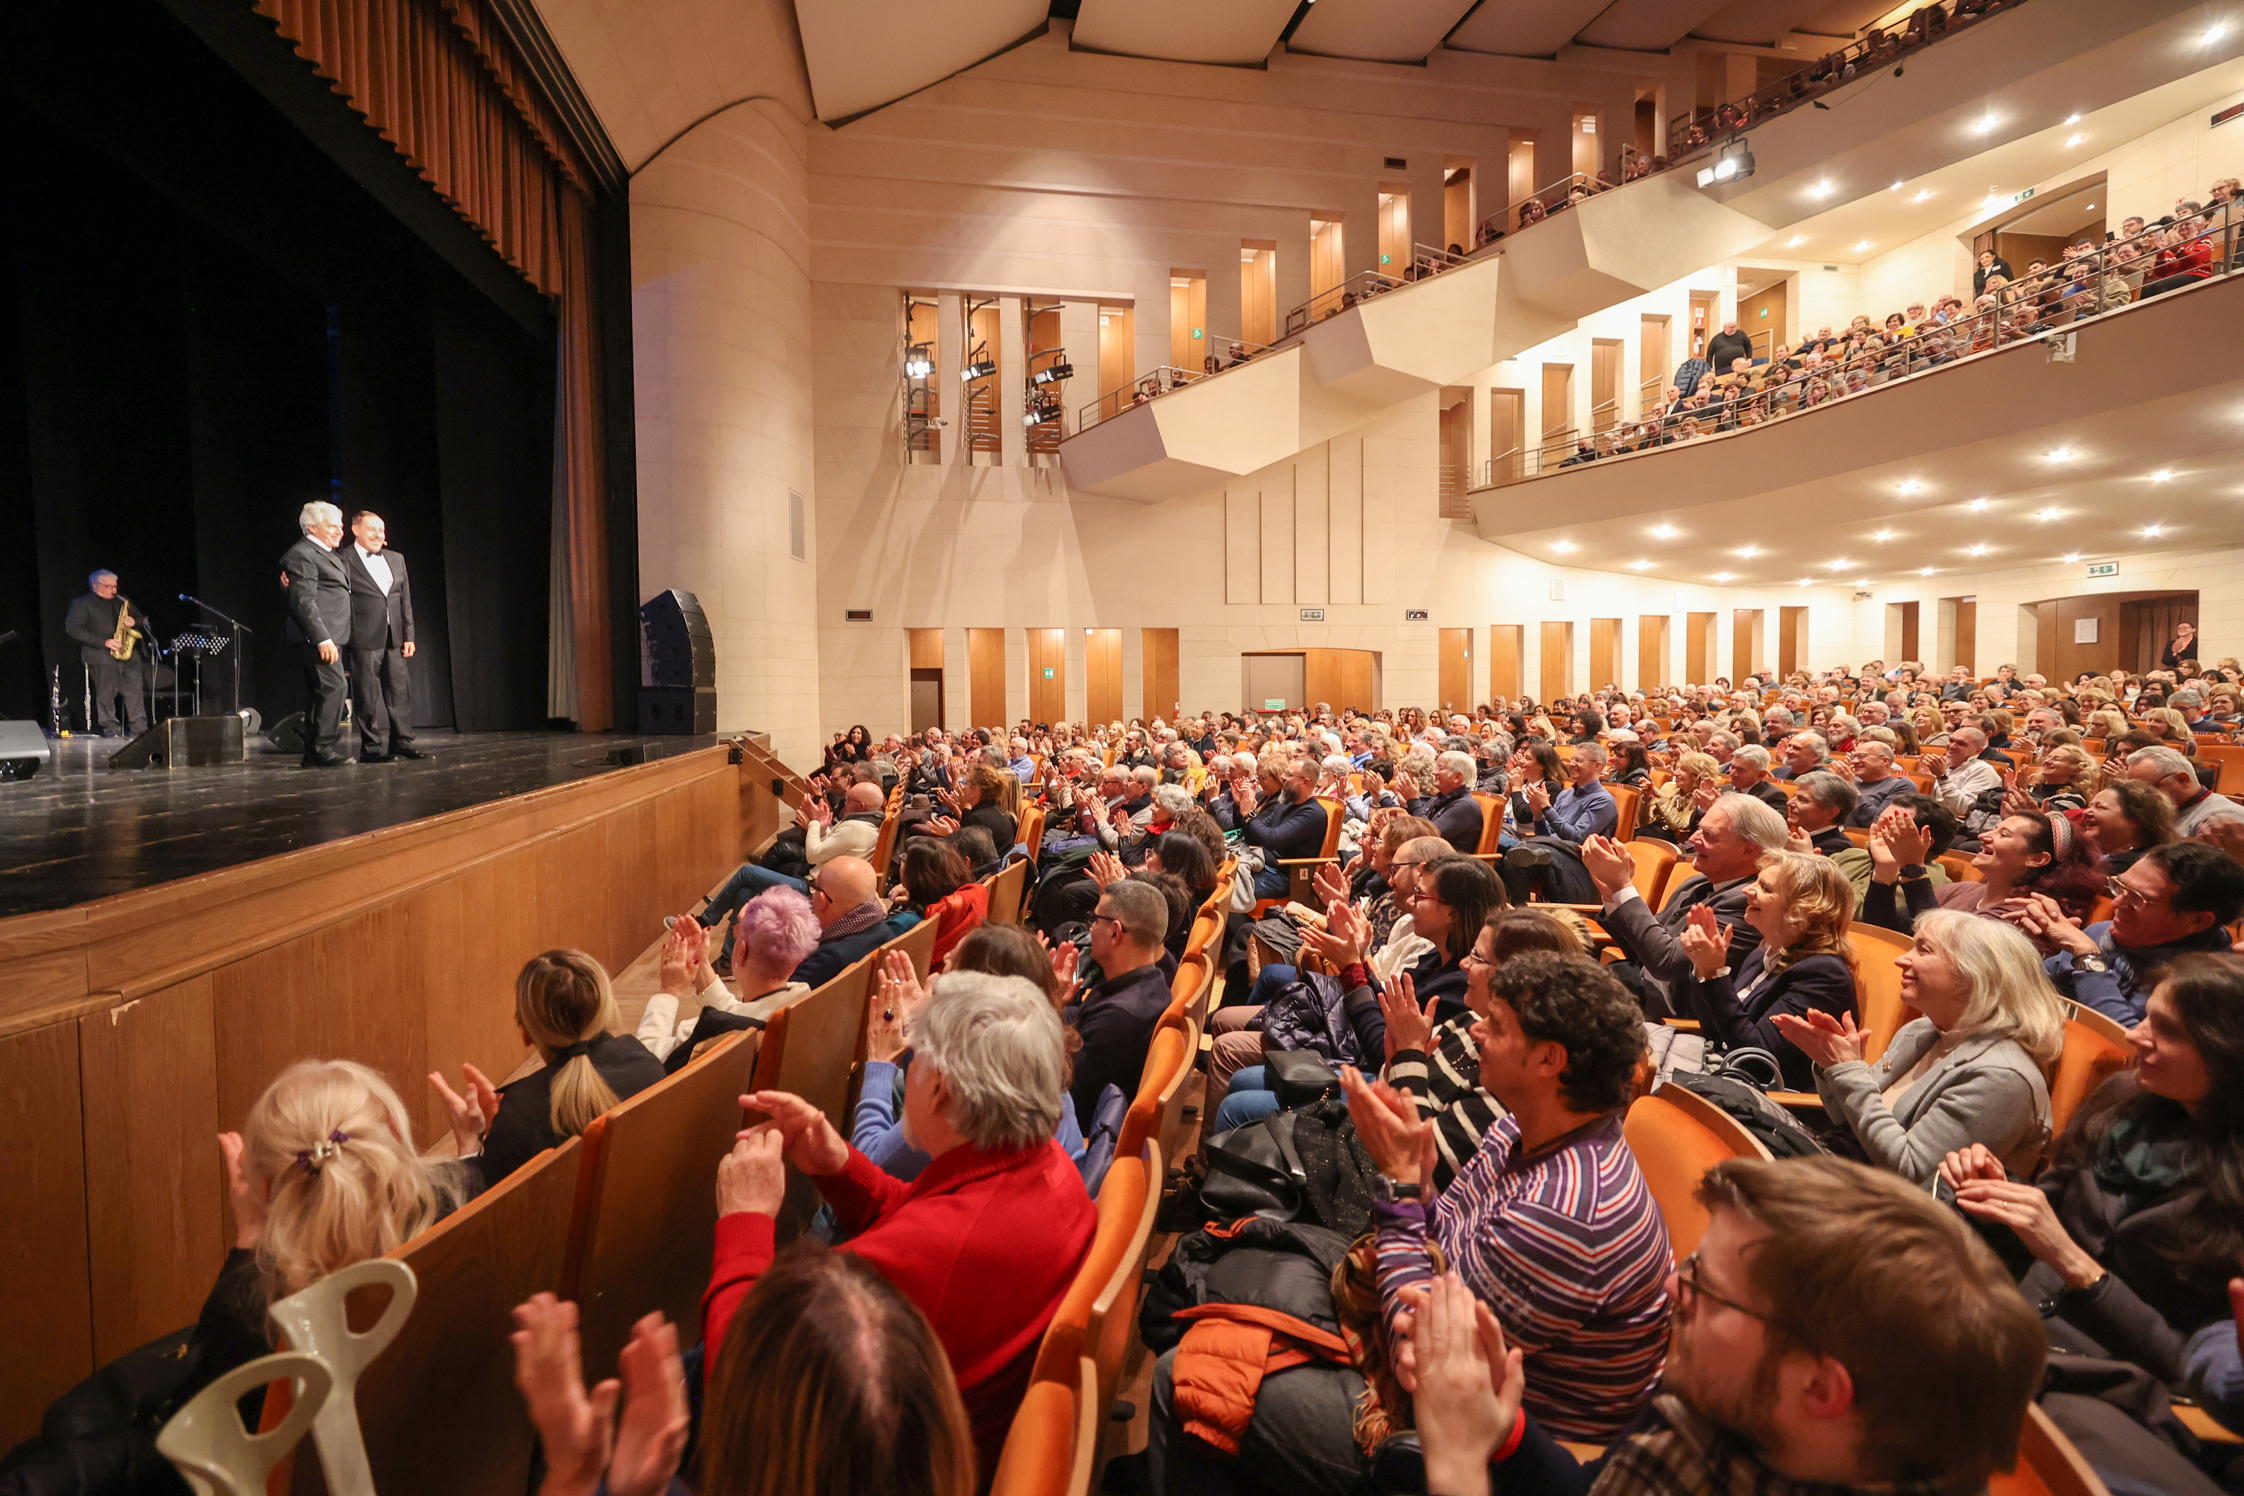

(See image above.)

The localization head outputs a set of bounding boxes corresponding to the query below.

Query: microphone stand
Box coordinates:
[180,594,252,717]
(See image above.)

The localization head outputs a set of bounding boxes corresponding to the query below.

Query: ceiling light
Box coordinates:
[1628,559,1654,570]
[1853,240,1875,253]
[1797,578,1813,586]
[1735,544,1763,558]
[2064,134,2086,148]
[1970,112,2000,136]
[2140,523,2167,538]
[2062,552,2082,563]
[1966,543,1991,556]
[1918,567,1937,576]
[1785,235,1807,248]
[1856,579,1872,588]
[1966,498,1991,511]
[1890,180,1906,191]
[2085,203,2097,211]
[1714,571,1736,582]
[1650,523,1681,539]
[2202,19,2233,45]
[2063,113,2082,126]
[1807,179,1836,200]
[2033,506,2064,521]
[1551,539,1578,553]
[1826,557,1853,570]
[1912,189,1934,203]
[1896,479,1925,495]
[1872,529,1897,542]
[2045,446,2078,463]
[2149,468,2175,482]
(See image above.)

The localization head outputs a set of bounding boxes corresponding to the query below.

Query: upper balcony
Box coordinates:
[1058,0,2239,502]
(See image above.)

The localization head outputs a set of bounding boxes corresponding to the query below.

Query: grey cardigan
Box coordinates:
[1812,1018,2051,1185]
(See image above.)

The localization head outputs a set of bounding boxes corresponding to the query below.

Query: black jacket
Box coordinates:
[1066,961,1171,1128]
[470,1033,663,1189]
[1705,329,1753,368]
[62,593,134,667]
[280,535,352,648]
[1413,786,1486,853]
[1674,947,1857,1089]
[342,544,415,650]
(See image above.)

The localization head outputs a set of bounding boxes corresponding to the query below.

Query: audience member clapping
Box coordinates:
[636,886,820,1068]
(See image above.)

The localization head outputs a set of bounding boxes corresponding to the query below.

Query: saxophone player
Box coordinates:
[63,569,150,737]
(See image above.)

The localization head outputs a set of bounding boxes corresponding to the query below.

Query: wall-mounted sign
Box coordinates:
[1379,253,1391,265]
[1404,609,1429,621]
[2074,618,2100,644]
[1263,698,1286,710]
[844,609,872,621]
[1300,608,1325,621]
[1191,328,1203,339]
[1042,667,1054,678]
[2213,100,2244,129]
[2085,560,2120,579]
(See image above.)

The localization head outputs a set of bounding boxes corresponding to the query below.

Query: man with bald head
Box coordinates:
[790,855,897,988]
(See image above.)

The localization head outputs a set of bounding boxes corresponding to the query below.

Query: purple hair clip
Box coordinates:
[294,1128,352,1176]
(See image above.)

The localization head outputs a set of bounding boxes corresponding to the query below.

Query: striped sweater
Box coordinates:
[1373,1112,1671,1439]
[1385,1013,1505,1192]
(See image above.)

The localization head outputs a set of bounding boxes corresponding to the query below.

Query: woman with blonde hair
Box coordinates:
[2142,705,2196,751]
[1677,850,1860,1089]
[1910,702,1946,745]
[1643,750,1719,843]
[2030,743,2098,812]
[435,948,662,1189]
[1779,911,2062,1183]
[2086,706,2130,743]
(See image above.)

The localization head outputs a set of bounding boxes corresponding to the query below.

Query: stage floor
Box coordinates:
[0,729,723,918]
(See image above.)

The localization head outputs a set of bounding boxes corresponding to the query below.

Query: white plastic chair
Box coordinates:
[155,1352,332,1496]
[264,1257,418,1496]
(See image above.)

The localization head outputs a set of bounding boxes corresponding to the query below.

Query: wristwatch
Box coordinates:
[1897,863,1928,880]
[2070,952,2111,974]
[1374,1176,1423,1203]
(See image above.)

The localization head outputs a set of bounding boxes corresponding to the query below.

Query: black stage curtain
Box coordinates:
[0,0,553,733]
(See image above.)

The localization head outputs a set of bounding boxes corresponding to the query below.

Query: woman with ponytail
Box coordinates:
[435,948,663,1190]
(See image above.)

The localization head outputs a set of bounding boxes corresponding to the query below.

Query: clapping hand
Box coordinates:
[739,1089,848,1176]
[1680,902,1727,979]
[1408,1274,1524,1496]
[1303,896,1372,968]
[1770,1008,1865,1069]
[1087,850,1128,889]
[218,1131,266,1250]
[1998,891,2098,957]
[1523,781,1552,817]
[800,792,832,826]
[658,917,705,996]
[1579,834,1634,900]
[511,1295,690,1496]
[1937,1142,2008,1193]
[1312,860,1352,909]
[1376,971,1438,1064]
[925,814,960,836]
[865,949,928,1064]
[428,1064,500,1160]
[1337,1064,1434,1189]
[1691,778,1721,810]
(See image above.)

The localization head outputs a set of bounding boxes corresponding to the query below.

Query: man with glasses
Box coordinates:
[1837,739,1910,826]
[2012,841,2244,1024]
[1063,879,1173,1127]
[1413,1156,2044,1495]
[787,856,897,989]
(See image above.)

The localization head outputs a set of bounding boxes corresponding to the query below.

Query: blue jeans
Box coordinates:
[1212,1066,1282,1133]
[1226,963,1295,1010]
[703,864,808,959]
[1252,863,1290,901]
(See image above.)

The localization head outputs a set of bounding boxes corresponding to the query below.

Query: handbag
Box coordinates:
[1264,1050,1338,1109]
[1201,1111,1310,1221]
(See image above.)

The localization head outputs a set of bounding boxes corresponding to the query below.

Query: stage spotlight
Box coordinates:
[1031,356,1075,385]
[961,358,997,382]
[903,343,933,379]
[1024,406,1062,427]
[1695,140,1755,188]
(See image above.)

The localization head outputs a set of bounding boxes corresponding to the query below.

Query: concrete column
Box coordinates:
[1058,299,1099,434]
[934,291,963,466]
[998,294,1026,467]
[1343,175,1379,284]
[1275,210,1312,334]
[1530,109,1574,195]
[1411,158,1446,263]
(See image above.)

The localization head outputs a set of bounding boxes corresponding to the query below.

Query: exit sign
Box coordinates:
[1042,666,1055,678]
[1300,608,1325,621]
[1404,609,1429,621]
[2085,560,2119,579]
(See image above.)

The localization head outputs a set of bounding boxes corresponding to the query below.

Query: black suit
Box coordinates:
[280,535,352,761]
[62,592,150,734]
[342,544,416,758]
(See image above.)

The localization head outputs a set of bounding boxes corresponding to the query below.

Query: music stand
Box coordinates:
[169,630,231,719]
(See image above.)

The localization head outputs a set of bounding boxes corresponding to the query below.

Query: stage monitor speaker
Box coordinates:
[267,713,308,755]
[640,589,715,689]
[0,721,50,781]
[639,686,716,735]
[111,715,247,769]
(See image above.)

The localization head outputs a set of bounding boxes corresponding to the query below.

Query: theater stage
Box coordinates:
[0,729,723,918]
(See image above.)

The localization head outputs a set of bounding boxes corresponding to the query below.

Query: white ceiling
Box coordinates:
[1071,0,1297,66]
[1288,0,1480,64]
[791,0,1048,121]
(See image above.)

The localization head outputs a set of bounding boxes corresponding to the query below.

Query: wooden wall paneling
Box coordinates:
[1028,627,1067,724]
[1437,629,1472,711]
[1488,625,1523,702]
[1589,618,1622,689]
[1732,608,1763,682]
[1951,598,1977,673]
[1304,648,1344,713]
[1897,600,1921,662]
[1339,648,1375,711]
[1141,629,1179,720]
[968,628,1005,728]
[1637,615,1668,689]
[906,627,943,670]
[1539,621,1573,699]
[1686,612,1716,684]
[1778,606,1808,678]
[417,860,543,1132]
[1085,628,1123,724]
[0,908,91,1036]
[79,976,226,1365]
[0,1020,93,1451]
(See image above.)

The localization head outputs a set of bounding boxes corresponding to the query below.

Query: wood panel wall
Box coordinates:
[968,627,1006,727]
[1779,605,1808,678]
[1637,615,1669,690]
[906,627,943,670]
[1949,598,1977,673]
[1732,608,1763,682]
[0,748,760,1446]
[1085,628,1122,724]
[1539,621,1573,699]
[1302,648,1378,712]
[1589,618,1621,689]
[1028,627,1067,724]
[1488,624,1523,701]
[1142,628,1180,720]
[1438,628,1473,710]
[1686,612,1717,684]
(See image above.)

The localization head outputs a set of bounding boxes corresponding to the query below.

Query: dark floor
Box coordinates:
[0,728,721,917]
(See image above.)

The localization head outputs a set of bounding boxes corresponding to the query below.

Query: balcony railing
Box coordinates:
[1470,200,2240,492]
[1071,335,1284,435]
[1280,270,1407,338]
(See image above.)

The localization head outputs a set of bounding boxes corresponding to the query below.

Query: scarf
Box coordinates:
[822,900,887,944]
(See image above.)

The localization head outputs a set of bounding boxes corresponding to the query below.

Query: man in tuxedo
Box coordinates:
[342,511,425,762]
[280,500,354,767]
[62,569,150,736]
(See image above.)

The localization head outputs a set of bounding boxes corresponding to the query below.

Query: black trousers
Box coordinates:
[349,645,413,757]
[297,642,348,760]
[84,650,150,734]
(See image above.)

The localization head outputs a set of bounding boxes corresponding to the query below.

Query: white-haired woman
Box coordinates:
[1776,909,2063,1183]
[711,971,1096,1475]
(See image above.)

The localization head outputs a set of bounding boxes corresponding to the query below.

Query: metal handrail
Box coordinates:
[1474,172,1606,247]
[1067,333,1287,435]
[1465,199,2238,492]
[1280,269,1406,337]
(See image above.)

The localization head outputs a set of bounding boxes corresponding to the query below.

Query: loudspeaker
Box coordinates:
[639,686,717,735]
[267,712,308,754]
[640,589,715,689]
[109,715,246,769]
[0,720,50,781]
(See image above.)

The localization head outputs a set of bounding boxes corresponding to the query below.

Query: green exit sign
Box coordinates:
[1379,253,1391,265]
[1191,327,1203,339]
[1042,667,1054,678]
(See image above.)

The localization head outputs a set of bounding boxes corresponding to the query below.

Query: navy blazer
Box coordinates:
[1241,795,1329,863]
[1674,946,1857,1090]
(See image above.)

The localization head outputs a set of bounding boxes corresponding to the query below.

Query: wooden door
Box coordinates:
[1739,276,1789,353]
[1732,608,1764,682]
[1085,628,1122,724]
[1438,628,1473,711]
[1590,340,1622,434]
[1141,628,1179,720]
[1686,612,1717,683]
[1541,363,1574,442]
[968,628,1005,728]
[1639,315,1670,409]
[1539,621,1573,700]
[1488,624,1523,702]
[1779,606,1808,678]
[1028,627,1066,724]
[1590,618,1622,689]
[1338,649,1376,711]
[1488,389,1525,485]
[1638,615,1669,690]
[1948,599,1977,674]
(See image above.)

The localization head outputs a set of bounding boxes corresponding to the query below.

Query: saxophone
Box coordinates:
[109,597,143,662]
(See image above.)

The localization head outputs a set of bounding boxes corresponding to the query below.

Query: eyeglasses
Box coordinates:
[1462,949,1497,971]
[2104,876,2153,908]
[1673,1251,1768,1324]
[1089,912,1125,931]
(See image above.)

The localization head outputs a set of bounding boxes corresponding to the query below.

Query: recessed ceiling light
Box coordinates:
[2149,468,2175,482]
[1551,539,1578,553]
[2033,506,2064,521]
[1966,498,1991,511]
[1826,557,1854,569]
[1889,180,1905,191]
[2085,204,2096,211]
[2064,134,2086,149]
[1872,528,1897,542]
[1713,571,1736,583]
[1807,179,1836,200]
[1855,579,1871,588]
[1784,235,1807,248]
[2202,19,2233,45]
[2063,113,2083,126]
[1966,543,1992,556]
[1912,189,1934,203]
[2062,552,2082,563]
[1917,567,1937,576]
[1853,240,1875,253]
[1628,558,1654,570]
[2046,446,2077,462]
[1970,112,2000,136]
[1735,544,1763,558]
[2140,523,2167,538]
[1797,578,1813,587]
[1896,479,1925,495]
[1649,523,1681,539]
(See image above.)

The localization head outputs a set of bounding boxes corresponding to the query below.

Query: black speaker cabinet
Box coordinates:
[109,715,246,769]
[640,589,716,689]
[639,687,716,735]
[0,720,51,781]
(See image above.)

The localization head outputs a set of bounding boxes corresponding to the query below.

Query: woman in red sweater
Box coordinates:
[704,970,1095,1482]
[2142,216,2216,297]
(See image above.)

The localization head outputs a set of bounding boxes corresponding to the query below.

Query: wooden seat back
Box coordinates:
[989,857,1031,924]
[1844,925,1914,1063]
[1987,1401,2113,1496]
[1622,1083,1772,1257]
[2049,1004,2132,1140]
[1116,1019,1191,1162]
[750,958,874,1129]
[1607,783,1641,842]
[988,1351,1098,1496]
[1470,792,1504,855]
[1626,839,1679,907]
[566,1031,759,1373]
